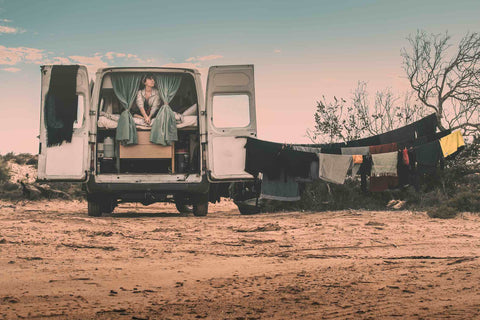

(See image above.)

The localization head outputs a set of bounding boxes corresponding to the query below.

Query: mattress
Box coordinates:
[98,112,198,130]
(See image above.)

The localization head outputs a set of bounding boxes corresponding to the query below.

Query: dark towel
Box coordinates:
[45,65,80,147]
[245,138,283,179]
[347,135,381,147]
[414,113,437,138]
[415,140,442,174]
[281,148,317,179]
[379,123,416,145]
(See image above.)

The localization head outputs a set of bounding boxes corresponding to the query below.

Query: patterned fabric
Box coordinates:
[135,88,161,116]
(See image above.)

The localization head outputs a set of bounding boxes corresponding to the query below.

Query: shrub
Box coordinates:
[427,205,458,219]
[0,159,11,183]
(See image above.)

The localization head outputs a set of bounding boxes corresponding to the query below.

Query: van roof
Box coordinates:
[97,66,200,74]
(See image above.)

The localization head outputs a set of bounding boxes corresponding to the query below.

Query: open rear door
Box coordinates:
[205,65,257,182]
[37,65,90,181]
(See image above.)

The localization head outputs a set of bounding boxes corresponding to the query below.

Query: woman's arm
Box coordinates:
[136,90,151,124]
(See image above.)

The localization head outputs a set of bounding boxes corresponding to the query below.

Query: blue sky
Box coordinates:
[0,0,479,153]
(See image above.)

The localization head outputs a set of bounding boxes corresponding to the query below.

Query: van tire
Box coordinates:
[88,200,102,217]
[175,203,193,214]
[101,199,116,214]
[193,194,208,217]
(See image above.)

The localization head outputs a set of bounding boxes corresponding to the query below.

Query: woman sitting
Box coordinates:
[132,74,161,125]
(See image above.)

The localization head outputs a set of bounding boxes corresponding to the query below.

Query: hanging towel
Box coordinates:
[352,155,363,164]
[45,65,80,147]
[371,152,398,176]
[369,142,398,191]
[341,146,370,155]
[379,123,416,145]
[439,131,465,157]
[415,140,442,174]
[347,135,381,147]
[414,113,438,138]
[281,148,317,179]
[317,154,353,185]
[261,170,300,201]
[292,145,322,153]
[245,138,283,179]
[370,142,398,154]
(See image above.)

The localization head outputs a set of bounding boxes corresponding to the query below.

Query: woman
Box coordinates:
[133,74,161,125]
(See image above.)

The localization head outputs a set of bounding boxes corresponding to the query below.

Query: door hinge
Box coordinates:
[89,110,96,116]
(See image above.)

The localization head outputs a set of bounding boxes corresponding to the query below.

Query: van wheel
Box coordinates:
[175,203,193,214]
[88,200,102,217]
[101,199,116,214]
[193,194,208,217]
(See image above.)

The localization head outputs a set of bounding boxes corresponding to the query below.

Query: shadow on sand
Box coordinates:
[108,212,190,218]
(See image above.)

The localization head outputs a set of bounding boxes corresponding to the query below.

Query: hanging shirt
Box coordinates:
[439,130,465,158]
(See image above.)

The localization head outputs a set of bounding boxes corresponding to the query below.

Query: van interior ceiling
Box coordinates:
[95,72,200,175]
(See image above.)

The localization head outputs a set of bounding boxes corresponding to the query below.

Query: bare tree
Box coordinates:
[402,30,480,135]
[309,82,426,143]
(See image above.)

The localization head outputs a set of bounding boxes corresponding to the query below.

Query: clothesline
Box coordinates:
[243,114,465,201]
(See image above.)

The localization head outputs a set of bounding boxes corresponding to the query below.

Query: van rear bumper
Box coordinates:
[85,174,209,199]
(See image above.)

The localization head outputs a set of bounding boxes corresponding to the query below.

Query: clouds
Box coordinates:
[0,19,25,34]
[1,67,20,73]
[0,45,157,76]
[186,54,223,63]
[0,45,45,65]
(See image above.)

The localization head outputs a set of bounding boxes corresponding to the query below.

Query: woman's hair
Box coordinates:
[139,73,155,89]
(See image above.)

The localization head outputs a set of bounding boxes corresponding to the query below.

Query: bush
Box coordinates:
[0,159,11,183]
[427,205,458,219]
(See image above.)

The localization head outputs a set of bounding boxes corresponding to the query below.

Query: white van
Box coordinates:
[37,65,257,216]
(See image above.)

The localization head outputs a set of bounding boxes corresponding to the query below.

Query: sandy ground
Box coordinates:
[0,199,479,320]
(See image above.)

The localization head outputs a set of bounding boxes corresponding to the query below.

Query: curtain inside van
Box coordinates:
[150,74,182,145]
[111,73,142,145]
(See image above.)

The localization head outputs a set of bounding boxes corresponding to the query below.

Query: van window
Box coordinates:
[212,94,250,128]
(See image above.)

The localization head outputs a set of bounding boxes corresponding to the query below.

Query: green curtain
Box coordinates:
[111,73,142,145]
[150,74,182,145]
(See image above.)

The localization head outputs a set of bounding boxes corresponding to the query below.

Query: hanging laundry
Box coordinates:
[296,159,319,182]
[369,176,399,192]
[413,113,437,138]
[402,148,409,166]
[291,145,322,153]
[379,123,416,145]
[369,142,398,192]
[341,146,370,155]
[317,153,353,184]
[261,170,300,201]
[370,142,398,154]
[281,148,318,179]
[439,130,465,158]
[245,138,283,179]
[352,155,363,164]
[371,152,398,176]
[45,65,80,147]
[347,135,381,147]
[415,140,442,174]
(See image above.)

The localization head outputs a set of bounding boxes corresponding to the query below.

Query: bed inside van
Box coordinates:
[95,71,201,175]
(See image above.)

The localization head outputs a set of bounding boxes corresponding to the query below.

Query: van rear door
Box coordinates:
[37,65,90,181]
[205,65,257,181]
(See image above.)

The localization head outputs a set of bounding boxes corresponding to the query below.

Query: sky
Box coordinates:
[0,0,479,154]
